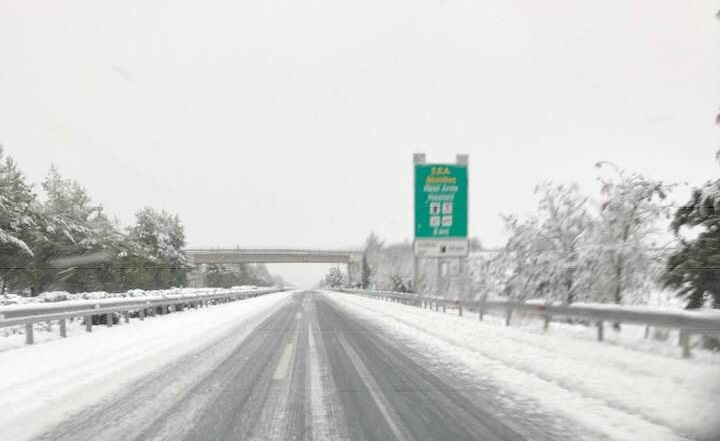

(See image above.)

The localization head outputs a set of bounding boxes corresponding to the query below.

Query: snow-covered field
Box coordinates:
[325,291,720,441]
[0,290,292,441]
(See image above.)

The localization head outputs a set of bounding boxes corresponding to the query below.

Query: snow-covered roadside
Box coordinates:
[0,290,292,441]
[454,308,720,364]
[0,285,266,306]
[324,291,720,441]
[0,286,282,352]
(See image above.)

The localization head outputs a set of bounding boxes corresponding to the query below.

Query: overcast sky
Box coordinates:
[1,0,718,286]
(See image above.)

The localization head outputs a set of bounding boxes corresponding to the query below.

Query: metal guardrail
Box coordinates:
[338,289,720,358]
[0,288,284,345]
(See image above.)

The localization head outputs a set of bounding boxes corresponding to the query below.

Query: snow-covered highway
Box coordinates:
[0,290,718,441]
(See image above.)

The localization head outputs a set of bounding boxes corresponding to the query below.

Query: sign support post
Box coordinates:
[412,153,426,293]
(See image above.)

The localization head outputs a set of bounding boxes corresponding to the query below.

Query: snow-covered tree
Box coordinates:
[374,241,414,292]
[593,162,674,305]
[0,148,38,255]
[496,183,594,304]
[203,263,279,288]
[663,179,720,309]
[0,147,43,293]
[26,166,115,294]
[363,231,385,289]
[0,149,199,294]
[360,231,415,292]
[320,266,346,288]
[125,207,188,289]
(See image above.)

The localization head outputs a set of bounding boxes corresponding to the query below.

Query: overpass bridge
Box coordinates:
[185,248,363,285]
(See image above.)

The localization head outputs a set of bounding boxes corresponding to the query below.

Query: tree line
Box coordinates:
[342,159,720,311]
[0,147,280,295]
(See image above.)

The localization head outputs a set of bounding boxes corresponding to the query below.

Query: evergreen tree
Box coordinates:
[663,179,720,309]
[360,254,370,289]
[0,147,43,293]
[126,207,188,289]
[29,166,113,294]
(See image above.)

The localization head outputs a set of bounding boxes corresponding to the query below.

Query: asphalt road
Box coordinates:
[37,291,594,441]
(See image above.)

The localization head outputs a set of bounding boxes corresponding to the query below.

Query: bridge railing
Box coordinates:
[0,287,285,345]
[336,288,720,359]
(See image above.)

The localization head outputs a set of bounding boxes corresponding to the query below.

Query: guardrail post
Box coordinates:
[543,315,550,332]
[106,313,113,327]
[25,323,34,344]
[679,330,691,358]
[596,321,604,341]
[85,316,93,332]
[59,318,67,338]
[458,304,463,316]
[123,312,130,324]
[644,325,650,339]
[505,309,512,326]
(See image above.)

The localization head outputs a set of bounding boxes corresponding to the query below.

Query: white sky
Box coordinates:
[1,0,719,287]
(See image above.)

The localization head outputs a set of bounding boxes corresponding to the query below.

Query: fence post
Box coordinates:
[442,303,446,313]
[596,321,604,341]
[25,323,34,344]
[505,308,512,326]
[458,304,463,317]
[59,318,67,338]
[543,314,550,332]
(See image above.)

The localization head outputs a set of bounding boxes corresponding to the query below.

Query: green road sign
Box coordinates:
[414,163,468,239]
